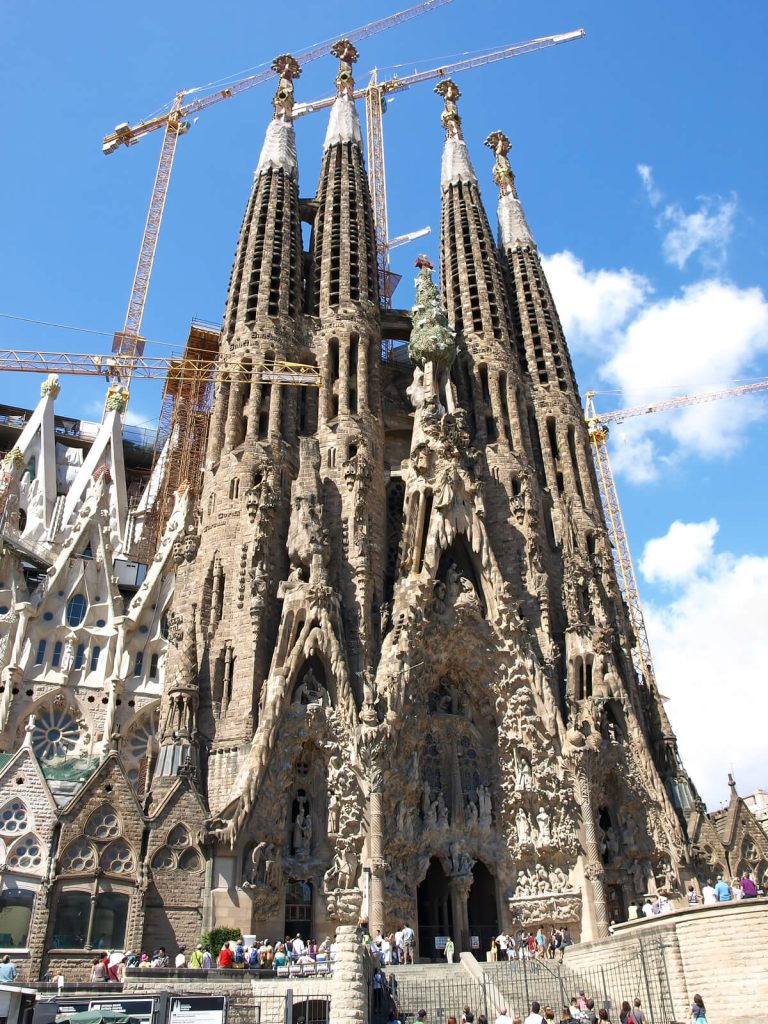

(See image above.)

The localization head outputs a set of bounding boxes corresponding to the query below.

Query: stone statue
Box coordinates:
[61,637,75,674]
[516,807,532,845]
[536,806,551,846]
[292,802,311,855]
[465,797,479,828]
[478,786,492,828]
[328,792,341,835]
[437,791,449,828]
[516,758,533,791]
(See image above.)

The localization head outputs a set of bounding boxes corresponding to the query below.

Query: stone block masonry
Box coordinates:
[564,897,768,1020]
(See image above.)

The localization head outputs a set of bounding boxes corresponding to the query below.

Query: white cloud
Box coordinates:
[636,164,737,271]
[637,163,662,207]
[541,250,649,351]
[661,197,737,271]
[639,519,719,586]
[642,527,768,807]
[603,279,768,470]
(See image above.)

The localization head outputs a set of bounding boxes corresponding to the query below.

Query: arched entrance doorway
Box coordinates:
[467,861,498,957]
[417,857,453,961]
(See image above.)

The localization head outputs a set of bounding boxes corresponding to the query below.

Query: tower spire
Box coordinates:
[324,39,362,149]
[485,130,534,249]
[254,55,301,178]
[435,79,477,189]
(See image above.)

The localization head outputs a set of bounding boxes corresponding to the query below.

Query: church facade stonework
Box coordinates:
[1,52,767,980]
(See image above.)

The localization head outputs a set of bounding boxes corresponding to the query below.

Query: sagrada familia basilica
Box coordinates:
[0,44,766,979]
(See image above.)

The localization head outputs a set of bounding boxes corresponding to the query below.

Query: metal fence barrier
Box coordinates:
[387,938,675,1024]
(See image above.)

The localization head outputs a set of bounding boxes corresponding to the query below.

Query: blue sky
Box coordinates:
[1,0,767,807]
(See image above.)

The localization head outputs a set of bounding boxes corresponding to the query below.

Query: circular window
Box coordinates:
[8,834,43,870]
[31,708,80,761]
[96,619,106,628]
[43,612,53,621]
[0,606,8,615]
[101,840,134,874]
[60,839,97,872]
[139,625,149,635]
[0,801,29,834]
[86,806,121,840]
[66,594,88,627]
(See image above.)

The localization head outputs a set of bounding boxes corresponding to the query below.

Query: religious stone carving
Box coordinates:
[291,800,312,856]
[536,806,551,846]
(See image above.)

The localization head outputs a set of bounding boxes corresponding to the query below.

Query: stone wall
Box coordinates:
[564,897,768,1020]
[119,970,332,1024]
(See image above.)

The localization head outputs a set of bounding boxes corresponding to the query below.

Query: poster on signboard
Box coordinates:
[470,935,480,949]
[168,996,227,1024]
[434,936,447,949]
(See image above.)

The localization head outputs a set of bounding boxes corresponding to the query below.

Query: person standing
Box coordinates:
[190,944,204,969]
[444,937,455,964]
[175,946,187,968]
[523,1002,544,1024]
[686,885,699,906]
[714,875,731,902]
[201,947,213,969]
[690,994,706,1022]
[402,923,415,964]
[89,957,107,982]
[631,999,646,1024]
[742,870,758,898]
[701,879,717,905]
[372,968,384,1009]
[494,1009,513,1024]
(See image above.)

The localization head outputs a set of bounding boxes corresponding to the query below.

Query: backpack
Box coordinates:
[234,944,245,964]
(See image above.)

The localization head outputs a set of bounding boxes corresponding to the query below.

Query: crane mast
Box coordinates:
[295,29,586,305]
[585,378,768,691]
[102,0,450,402]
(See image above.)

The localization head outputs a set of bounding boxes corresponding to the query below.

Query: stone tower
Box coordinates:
[151,66,693,947]
[2,53,761,983]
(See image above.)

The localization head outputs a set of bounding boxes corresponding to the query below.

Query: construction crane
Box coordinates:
[0,349,321,387]
[294,29,586,306]
[0,336,321,559]
[585,378,768,692]
[101,0,450,392]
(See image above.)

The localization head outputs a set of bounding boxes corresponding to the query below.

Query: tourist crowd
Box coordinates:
[490,927,573,962]
[84,932,337,981]
[385,991,708,1024]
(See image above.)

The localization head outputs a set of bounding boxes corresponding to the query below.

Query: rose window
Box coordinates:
[85,806,120,840]
[31,707,80,761]
[60,839,97,872]
[7,834,43,870]
[100,840,134,875]
[0,801,29,834]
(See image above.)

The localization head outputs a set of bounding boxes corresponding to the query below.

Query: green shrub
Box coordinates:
[200,926,242,956]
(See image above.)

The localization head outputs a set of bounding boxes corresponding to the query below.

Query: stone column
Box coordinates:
[329,923,369,1024]
[369,786,386,937]
[359,704,389,938]
[449,874,472,954]
[573,757,610,938]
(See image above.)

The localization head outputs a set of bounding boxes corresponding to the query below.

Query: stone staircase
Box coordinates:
[380,962,489,1023]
